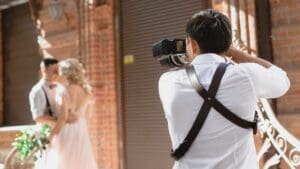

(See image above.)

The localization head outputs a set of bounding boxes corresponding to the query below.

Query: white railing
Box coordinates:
[256,99,300,169]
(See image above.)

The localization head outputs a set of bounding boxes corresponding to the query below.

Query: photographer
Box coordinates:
[158,9,290,169]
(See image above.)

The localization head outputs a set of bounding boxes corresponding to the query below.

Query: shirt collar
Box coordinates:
[39,78,47,85]
[39,78,55,88]
[191,53,226,65]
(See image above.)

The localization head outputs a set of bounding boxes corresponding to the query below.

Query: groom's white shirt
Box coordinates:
[29,78,58,120]
[159,53,290,169]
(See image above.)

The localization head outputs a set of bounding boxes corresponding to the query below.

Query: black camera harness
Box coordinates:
[170,62,258,160]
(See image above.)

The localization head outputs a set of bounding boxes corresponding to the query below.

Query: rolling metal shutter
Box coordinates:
[3,3,40,125]
[121,1,207,168]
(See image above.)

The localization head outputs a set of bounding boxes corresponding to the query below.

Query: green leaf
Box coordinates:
[11,124,52,161]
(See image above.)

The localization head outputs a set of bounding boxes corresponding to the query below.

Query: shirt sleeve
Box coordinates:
[29,88,46,120]
[242,63,291,99]
[158,72,178,118]
[158,73,169,112]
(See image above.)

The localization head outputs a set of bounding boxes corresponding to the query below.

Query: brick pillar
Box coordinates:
[81,1,120,169]
[269,0,300,138]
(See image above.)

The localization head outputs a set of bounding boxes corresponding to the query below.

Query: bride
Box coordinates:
[34,58,98,169]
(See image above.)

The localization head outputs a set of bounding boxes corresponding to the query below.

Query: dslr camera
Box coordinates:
[152,39,189,68]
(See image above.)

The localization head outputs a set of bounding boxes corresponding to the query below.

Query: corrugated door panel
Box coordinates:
[3,3,40,125]
[121,1,207,169]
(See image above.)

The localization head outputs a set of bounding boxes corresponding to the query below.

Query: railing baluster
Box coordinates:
[257,99,300,169]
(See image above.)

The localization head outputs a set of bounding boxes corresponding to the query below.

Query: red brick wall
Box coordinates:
[270,0,300,132]
[81,1,120,169]
[35,0,79,60]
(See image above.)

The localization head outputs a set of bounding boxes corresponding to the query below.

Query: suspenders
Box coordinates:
[42,87,54,117]
[170,62,258,160]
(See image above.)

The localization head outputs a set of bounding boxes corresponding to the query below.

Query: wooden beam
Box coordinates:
[255,0,273,62]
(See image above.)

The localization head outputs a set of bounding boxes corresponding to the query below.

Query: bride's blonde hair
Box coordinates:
[58,58,92,94]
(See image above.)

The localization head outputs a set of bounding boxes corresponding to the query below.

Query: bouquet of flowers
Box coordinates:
[12,124,51,161]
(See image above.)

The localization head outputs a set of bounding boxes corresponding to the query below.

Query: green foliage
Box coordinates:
[12,124,51,161]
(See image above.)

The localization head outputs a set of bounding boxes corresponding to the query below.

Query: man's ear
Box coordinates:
[191,39,200,54]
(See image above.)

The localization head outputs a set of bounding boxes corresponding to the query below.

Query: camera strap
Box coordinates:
[170,62,258,160]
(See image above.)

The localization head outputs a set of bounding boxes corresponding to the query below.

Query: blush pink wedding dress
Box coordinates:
[34,85,98,169]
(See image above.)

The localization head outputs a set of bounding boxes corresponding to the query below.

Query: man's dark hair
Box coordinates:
[186,9,232,54]
[41,58,58,68]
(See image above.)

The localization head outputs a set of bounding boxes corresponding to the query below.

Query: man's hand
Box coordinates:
[226,47,273,68]
[66,113,78,123]
[34,116,57,126]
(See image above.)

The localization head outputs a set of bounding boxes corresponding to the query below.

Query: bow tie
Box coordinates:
[49,84,57,89]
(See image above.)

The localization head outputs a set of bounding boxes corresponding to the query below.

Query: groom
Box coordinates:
[29,58,77,126]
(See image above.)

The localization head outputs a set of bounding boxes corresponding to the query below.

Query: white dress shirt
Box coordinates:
[158,53,290,169]
[29,78,59,120]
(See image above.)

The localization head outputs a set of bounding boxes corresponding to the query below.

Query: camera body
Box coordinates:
[152,39,188,68]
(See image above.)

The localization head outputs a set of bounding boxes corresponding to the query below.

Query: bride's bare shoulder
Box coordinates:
[71,84,89,98]
[55,83,68,95]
